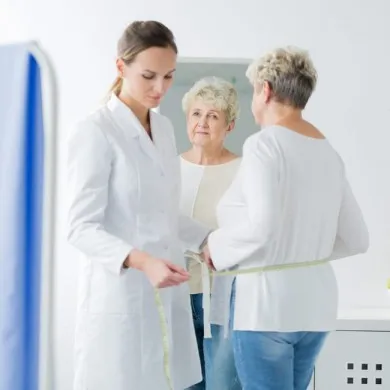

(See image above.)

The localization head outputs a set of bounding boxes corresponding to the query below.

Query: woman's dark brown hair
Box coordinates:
[109,20,178,95]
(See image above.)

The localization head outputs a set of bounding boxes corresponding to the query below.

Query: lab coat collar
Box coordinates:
[107,93,139,138]
[107,93,165,173]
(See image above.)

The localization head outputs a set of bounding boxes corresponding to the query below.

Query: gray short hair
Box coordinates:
[182,77,240,123]
[246,46,317,109]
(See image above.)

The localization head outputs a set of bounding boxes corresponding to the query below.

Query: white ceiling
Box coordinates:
[174,60,251,92]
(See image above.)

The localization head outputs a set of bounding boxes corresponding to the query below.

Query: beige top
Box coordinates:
[179,156,241,294]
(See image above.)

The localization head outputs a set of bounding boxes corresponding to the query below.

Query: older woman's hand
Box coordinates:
[202,245,216,271]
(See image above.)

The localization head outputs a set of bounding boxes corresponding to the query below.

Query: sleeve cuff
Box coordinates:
[111,243,134,276]
[190,228,212,254]
[207,231,228,271]
[199,230,212,251]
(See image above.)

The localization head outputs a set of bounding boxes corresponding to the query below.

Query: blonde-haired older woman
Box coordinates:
[205,47,369,390]
[180,77,242,390]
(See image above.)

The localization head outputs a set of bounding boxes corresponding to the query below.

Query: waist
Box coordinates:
[217,258,330,277]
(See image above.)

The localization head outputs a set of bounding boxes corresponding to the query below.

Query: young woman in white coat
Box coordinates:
[204,47,369,390]
[67,21,210,390]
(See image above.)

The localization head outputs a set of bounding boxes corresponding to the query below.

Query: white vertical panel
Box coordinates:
[28,42,58,390]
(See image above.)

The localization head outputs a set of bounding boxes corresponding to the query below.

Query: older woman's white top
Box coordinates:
[179,157,241,325]
[208,126,369,331]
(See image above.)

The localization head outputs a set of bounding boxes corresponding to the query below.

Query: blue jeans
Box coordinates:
[230,281,328,390]
[187,293,241,390]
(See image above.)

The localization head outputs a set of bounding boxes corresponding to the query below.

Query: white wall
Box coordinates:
[1,0,390,388]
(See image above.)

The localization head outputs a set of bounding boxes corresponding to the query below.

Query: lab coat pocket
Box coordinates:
[88,263,141,315]
[83,312,143,390]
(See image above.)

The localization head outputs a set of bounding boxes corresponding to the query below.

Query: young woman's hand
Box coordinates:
[126,249,190,288]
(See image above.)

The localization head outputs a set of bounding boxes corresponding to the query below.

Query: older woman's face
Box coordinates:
[187,100,234,148]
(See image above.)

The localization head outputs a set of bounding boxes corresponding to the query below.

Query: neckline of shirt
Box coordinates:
[179,155,241,168]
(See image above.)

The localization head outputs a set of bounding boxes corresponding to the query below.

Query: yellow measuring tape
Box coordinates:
[154,288,174,390]
[154,255,329,389]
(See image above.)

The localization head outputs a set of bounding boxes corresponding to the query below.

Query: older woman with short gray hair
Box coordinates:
[180,77,242,390]
[206,47,369,390]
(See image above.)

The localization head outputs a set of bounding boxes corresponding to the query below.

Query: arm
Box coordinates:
[329,179,369,260]
[178,214,211,254]
[208,135,279,270]
[66,120,133,275]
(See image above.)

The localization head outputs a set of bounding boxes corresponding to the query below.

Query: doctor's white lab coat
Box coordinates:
[67,94,209,390]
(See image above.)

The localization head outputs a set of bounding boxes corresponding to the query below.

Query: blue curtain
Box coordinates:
[0,44,44,390]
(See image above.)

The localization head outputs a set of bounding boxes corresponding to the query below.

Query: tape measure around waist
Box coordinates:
[155,254,329,389]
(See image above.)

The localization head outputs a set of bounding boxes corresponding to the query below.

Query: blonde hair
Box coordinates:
[108,21,178,96]
[246,46,317,109]
[182,77,240,123]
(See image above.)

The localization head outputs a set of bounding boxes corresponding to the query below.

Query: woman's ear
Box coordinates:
[227,120,235,133]
[116,58,125,77]
[263,81,272,103]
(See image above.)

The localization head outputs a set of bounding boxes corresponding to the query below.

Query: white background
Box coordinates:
[1,0,389,388]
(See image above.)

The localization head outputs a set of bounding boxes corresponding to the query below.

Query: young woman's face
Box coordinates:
[118,46,177,109]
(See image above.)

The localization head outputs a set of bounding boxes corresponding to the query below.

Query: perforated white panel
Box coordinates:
[314,331,390,389]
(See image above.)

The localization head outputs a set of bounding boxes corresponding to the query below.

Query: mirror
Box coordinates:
[160,58,258,155]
